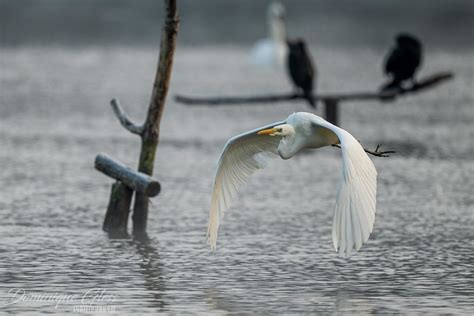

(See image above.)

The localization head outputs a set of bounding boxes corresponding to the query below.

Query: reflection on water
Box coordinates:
[132,235,167,312]
[0,46,473,314]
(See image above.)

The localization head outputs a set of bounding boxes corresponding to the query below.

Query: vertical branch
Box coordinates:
[143,0,179,142]
[133,0,179,235]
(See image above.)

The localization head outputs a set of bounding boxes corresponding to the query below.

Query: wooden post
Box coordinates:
[95,154,161,234]
[324,98,339,126]
[103,182,133,235]
[97,0,179,237]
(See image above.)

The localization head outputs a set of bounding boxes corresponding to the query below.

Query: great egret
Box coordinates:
[287,39,316,108]
[382,33,423,91]
[206,112,377,257]
[250,2,288,67]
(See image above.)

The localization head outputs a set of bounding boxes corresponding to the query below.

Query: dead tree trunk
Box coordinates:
[133,0,179,235]
[97,0,179,237]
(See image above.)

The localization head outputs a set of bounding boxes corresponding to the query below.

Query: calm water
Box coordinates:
[0,46,473,314]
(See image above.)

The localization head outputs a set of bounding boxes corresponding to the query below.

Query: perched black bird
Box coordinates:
[382,33,423,91]
[287,39,316,108]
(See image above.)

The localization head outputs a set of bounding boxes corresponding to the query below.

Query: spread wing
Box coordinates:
[206,121,285,250]
[310,116,378,257]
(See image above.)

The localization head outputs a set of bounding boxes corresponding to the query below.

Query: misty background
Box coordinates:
[1,0,473,49]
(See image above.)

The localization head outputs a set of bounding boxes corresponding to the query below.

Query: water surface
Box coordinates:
[0,46,473,314]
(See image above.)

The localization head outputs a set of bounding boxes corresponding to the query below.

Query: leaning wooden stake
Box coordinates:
[102,0,179,236]
[103,182,133,235]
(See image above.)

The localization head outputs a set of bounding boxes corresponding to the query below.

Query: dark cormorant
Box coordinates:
[287,39,316,108]
[382,33,423,91]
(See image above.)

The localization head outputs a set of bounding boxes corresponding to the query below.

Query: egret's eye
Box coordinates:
[276,128,283,132]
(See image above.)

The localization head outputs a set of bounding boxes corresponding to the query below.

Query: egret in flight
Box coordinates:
[250,2,288,67]
[206,112,377,257]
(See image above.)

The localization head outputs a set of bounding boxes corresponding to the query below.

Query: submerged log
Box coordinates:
[95,154,161,197]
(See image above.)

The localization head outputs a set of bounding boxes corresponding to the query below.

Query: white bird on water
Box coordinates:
[206,112,377,257]
[250,2,288,67]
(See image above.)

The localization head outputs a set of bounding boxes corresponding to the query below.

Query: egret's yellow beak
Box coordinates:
[257,128,277,136]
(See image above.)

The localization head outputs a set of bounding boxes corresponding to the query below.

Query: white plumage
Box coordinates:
[251,39,287,67]
[206,112,377,257]
[250,2,288,67]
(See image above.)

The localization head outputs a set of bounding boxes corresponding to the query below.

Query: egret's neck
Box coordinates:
[269,18,286,44]
[276,126,298,160]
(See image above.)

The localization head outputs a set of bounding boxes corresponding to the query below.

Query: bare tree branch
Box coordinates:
[143,0,179,141]
[175,93,301,105]
[99,0,179,236]
[174,71,453,106]
[110,98,144,135]
[332,144,396,158]
[133,0,179,235]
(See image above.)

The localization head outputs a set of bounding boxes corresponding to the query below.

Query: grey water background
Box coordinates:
[1,1,473,314]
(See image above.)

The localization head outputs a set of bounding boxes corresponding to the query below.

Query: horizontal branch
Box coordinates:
[175,92,301,105]
[95,154,161,197]
[175,71,454,106]
[110,98,144,135]
[332,144,395,158]
[377,71,454,101]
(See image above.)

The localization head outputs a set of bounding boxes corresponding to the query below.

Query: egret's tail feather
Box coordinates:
[332,131,377,258]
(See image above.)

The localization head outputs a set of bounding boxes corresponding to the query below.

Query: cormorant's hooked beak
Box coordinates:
[257,128,277,136]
